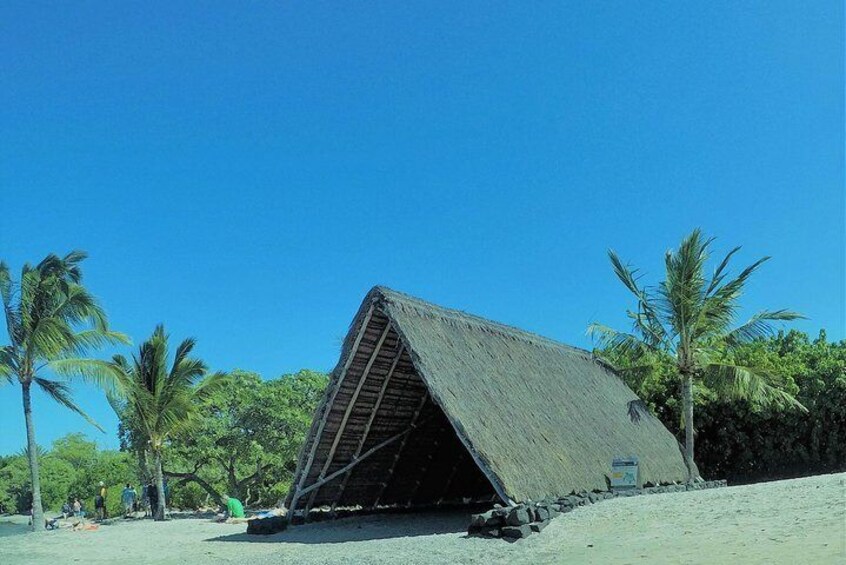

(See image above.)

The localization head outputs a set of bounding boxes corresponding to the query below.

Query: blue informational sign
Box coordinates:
[610,457,639,489]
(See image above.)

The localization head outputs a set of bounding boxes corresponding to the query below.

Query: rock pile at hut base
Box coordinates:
[246,515,289,535]
[468,479,728,542]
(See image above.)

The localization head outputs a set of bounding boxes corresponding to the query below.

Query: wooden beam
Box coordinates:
[404,437,440,507]
[305,322,392,511]
[371,392,429,508]
[296,412,434,501]
[436,459,461,505]
[288,304,374,512]
[332,344,405,509]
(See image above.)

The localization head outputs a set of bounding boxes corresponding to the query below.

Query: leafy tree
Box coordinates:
[106,325,226,520]
[0,434,136,515]
[605,330,845,483]
[0,252,128,530]
[161,369,327,507]
[590,229,806,482]
[51,433,136,506]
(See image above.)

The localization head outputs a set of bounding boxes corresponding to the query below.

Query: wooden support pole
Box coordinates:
[371,392,429,509]
[332,344,405,509]
[404,437,439,507]
[296,413,435,501]
[289,305,374,512]
[436,458,461,505]
[305,322,392,511]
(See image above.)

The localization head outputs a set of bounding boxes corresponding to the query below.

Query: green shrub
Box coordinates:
[169,481,207,510]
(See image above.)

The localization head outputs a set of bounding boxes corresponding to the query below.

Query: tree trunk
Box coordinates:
[138,449,152,484]
[163,470,223,507]
[682,373,696,483]
[153,452,167,521]
[22,382,44,533]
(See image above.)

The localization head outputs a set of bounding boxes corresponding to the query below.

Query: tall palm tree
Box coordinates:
[589,229,806,483]
[107,325,226,521]
[0,251,128,531]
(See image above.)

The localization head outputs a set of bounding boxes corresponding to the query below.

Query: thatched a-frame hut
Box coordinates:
[286,287,690,517]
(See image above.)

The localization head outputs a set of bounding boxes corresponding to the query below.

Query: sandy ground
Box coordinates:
[1,473,843,564]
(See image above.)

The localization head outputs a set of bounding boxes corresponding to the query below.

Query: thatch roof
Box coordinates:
[286,287,691,515]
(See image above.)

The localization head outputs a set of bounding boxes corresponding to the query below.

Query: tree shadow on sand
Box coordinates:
[204,511,471,544]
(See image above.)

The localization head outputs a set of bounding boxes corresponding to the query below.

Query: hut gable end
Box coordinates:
[286,287,690,515]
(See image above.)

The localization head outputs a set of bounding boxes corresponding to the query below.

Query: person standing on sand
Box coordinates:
[121,484,138,517]
[72,498,82,517]
[146,481,158,519]
[94,481,108,520]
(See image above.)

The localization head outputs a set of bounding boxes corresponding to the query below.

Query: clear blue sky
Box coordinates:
[1,2,843,455]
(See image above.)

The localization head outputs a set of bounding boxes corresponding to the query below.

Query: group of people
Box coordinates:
[59,480,164,523]
[115,482,163,518]
[60,498,84,519]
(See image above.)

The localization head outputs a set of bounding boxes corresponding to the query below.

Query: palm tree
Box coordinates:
[0,251,128,531]
[107,325,226,521]
[589,229,806,483]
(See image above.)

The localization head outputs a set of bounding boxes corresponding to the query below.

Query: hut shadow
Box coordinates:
[205,511,471,544]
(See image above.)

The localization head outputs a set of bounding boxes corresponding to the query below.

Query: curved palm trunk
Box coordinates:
[682,374,695,483]
[153,452,167,521]
[22,382,44,532]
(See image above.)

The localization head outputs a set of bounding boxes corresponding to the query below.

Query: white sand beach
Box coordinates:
[2,473,843,565]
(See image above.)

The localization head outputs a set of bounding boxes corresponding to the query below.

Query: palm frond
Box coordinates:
[710,256,771,305]
[48,358,123,394]
[657,230,711,344]
[702,362,807,412]
[706,246,741,296]
[60,328,131,357]
[33,377,105,432]
[170,337,196,376]
[0,262,11,305]
[114,326,221,454]
[0,345,18,382]
[194,371,229,402]
[608,250,650,303]
[588,323,656,363]
[724,310,806,348]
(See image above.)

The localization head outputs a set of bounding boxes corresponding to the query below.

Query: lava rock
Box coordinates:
[501,524,532,541]
[506,506,530,526]
[247,516,288,535]
[530,520,549,533]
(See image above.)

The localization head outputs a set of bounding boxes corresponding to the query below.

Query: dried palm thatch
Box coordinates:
[286,287,692,517]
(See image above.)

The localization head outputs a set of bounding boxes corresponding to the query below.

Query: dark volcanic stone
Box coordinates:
[501,524,532,541]
[247,516,288,535]
[485,512,504,527]
[469,513,487,529]
[530,520,549,533]
[506,506,530,526]
[535,506,550,521]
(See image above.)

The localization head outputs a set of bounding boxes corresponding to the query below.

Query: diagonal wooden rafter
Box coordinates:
[289,304,374,512]
[332,344,406,509]
[371,392,429,508]
[304,321,393,511]
[295,412,436,502]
